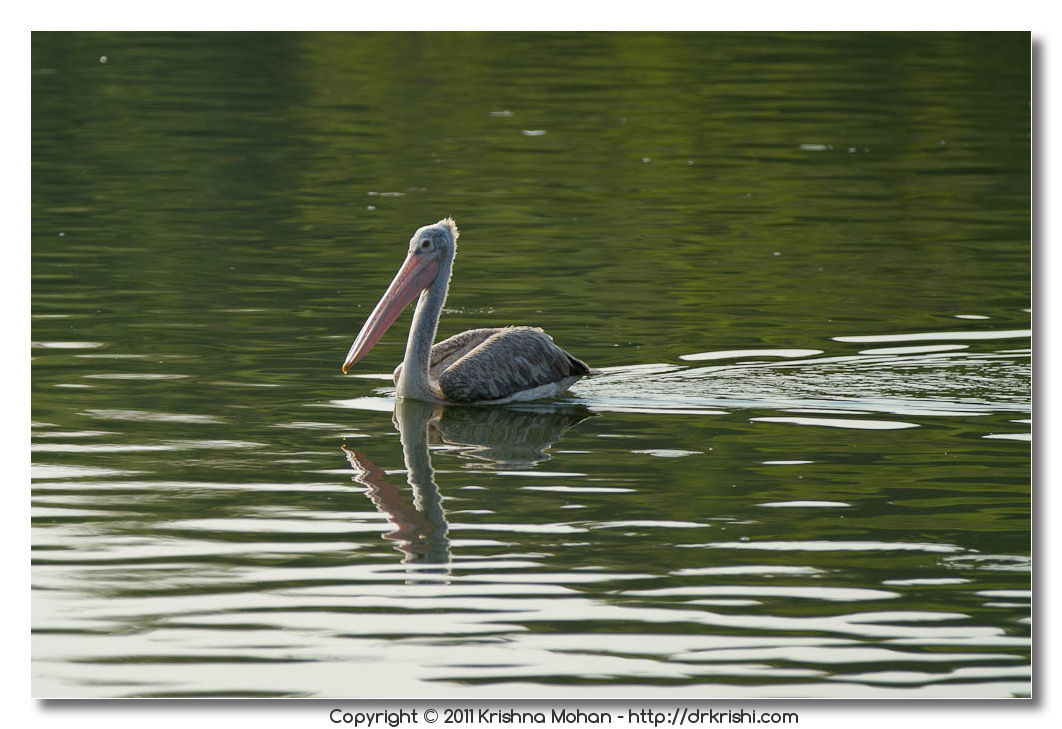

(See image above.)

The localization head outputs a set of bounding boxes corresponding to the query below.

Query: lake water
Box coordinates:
[31,32,1030,698]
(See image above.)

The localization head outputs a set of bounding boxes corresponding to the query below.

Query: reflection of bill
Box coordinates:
[341,399,595,564]
[342,400,448,565]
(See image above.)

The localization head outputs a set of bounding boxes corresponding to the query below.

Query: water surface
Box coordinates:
[32,32,1030,698]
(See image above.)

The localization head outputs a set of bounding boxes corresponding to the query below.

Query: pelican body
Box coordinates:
[341,218,591,404]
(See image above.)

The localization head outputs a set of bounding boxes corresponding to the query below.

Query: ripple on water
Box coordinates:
[858,344,969,355]
[82,409,224,424]
[758,501,851,508]
[83,373,189,380]
[679,348,824,362]
[31,439,262,453]
[327,397,395,412]
[32,341,105,349]
[271,421,356,430]
[32,479,361,494]
[882,578,971,586]
[626,585,899,601]
[630,448,703,457]
[696,541,965,553]
[672,565,825,577]
[490,470,585,478]
[575,341,1027,419]
[833,329,1030,343]
[594,406,728,415]
[31,464,141,479]
[33,430,112,439]
[596,363,684,375]
[751,416,919,430]
[594,520,709,529]
[521,485,635,493]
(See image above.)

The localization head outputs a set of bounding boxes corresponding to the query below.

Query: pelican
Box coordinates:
[341,218,591,404]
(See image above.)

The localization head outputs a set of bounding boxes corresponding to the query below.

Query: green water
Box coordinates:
[32,32,1030,698]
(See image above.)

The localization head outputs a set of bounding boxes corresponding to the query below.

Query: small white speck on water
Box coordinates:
[642,157,651,163]
[58,232,65,237]
[620,118,627,124]
[522,129,547,136]
[847,147,856,153]
[799,143,828,151]
[687,160,694,165]
[489,110,513,117]
[937,139,947,146]
[773,251,781,256]
[367,205,376,211]
[99,56,108,64]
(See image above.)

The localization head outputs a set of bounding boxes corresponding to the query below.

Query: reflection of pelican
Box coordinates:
[343,400,449,564]
[427,404,595,469]
[341,218,592,404]
[341,399,593,562]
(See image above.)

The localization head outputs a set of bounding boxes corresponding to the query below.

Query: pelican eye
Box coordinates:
[420,240,431,248]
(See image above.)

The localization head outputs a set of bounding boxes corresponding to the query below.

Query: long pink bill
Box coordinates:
[341,254,439,374]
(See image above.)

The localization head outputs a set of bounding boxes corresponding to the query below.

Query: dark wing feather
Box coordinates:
[437,326,590,403]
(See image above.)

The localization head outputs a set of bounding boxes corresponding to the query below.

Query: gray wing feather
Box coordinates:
[437,327,590,403]
[393,328,503,384]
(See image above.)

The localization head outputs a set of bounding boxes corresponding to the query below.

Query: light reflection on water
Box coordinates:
[32,337,1030,697]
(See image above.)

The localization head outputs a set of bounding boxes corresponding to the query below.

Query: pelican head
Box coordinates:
[341,218,459,374]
